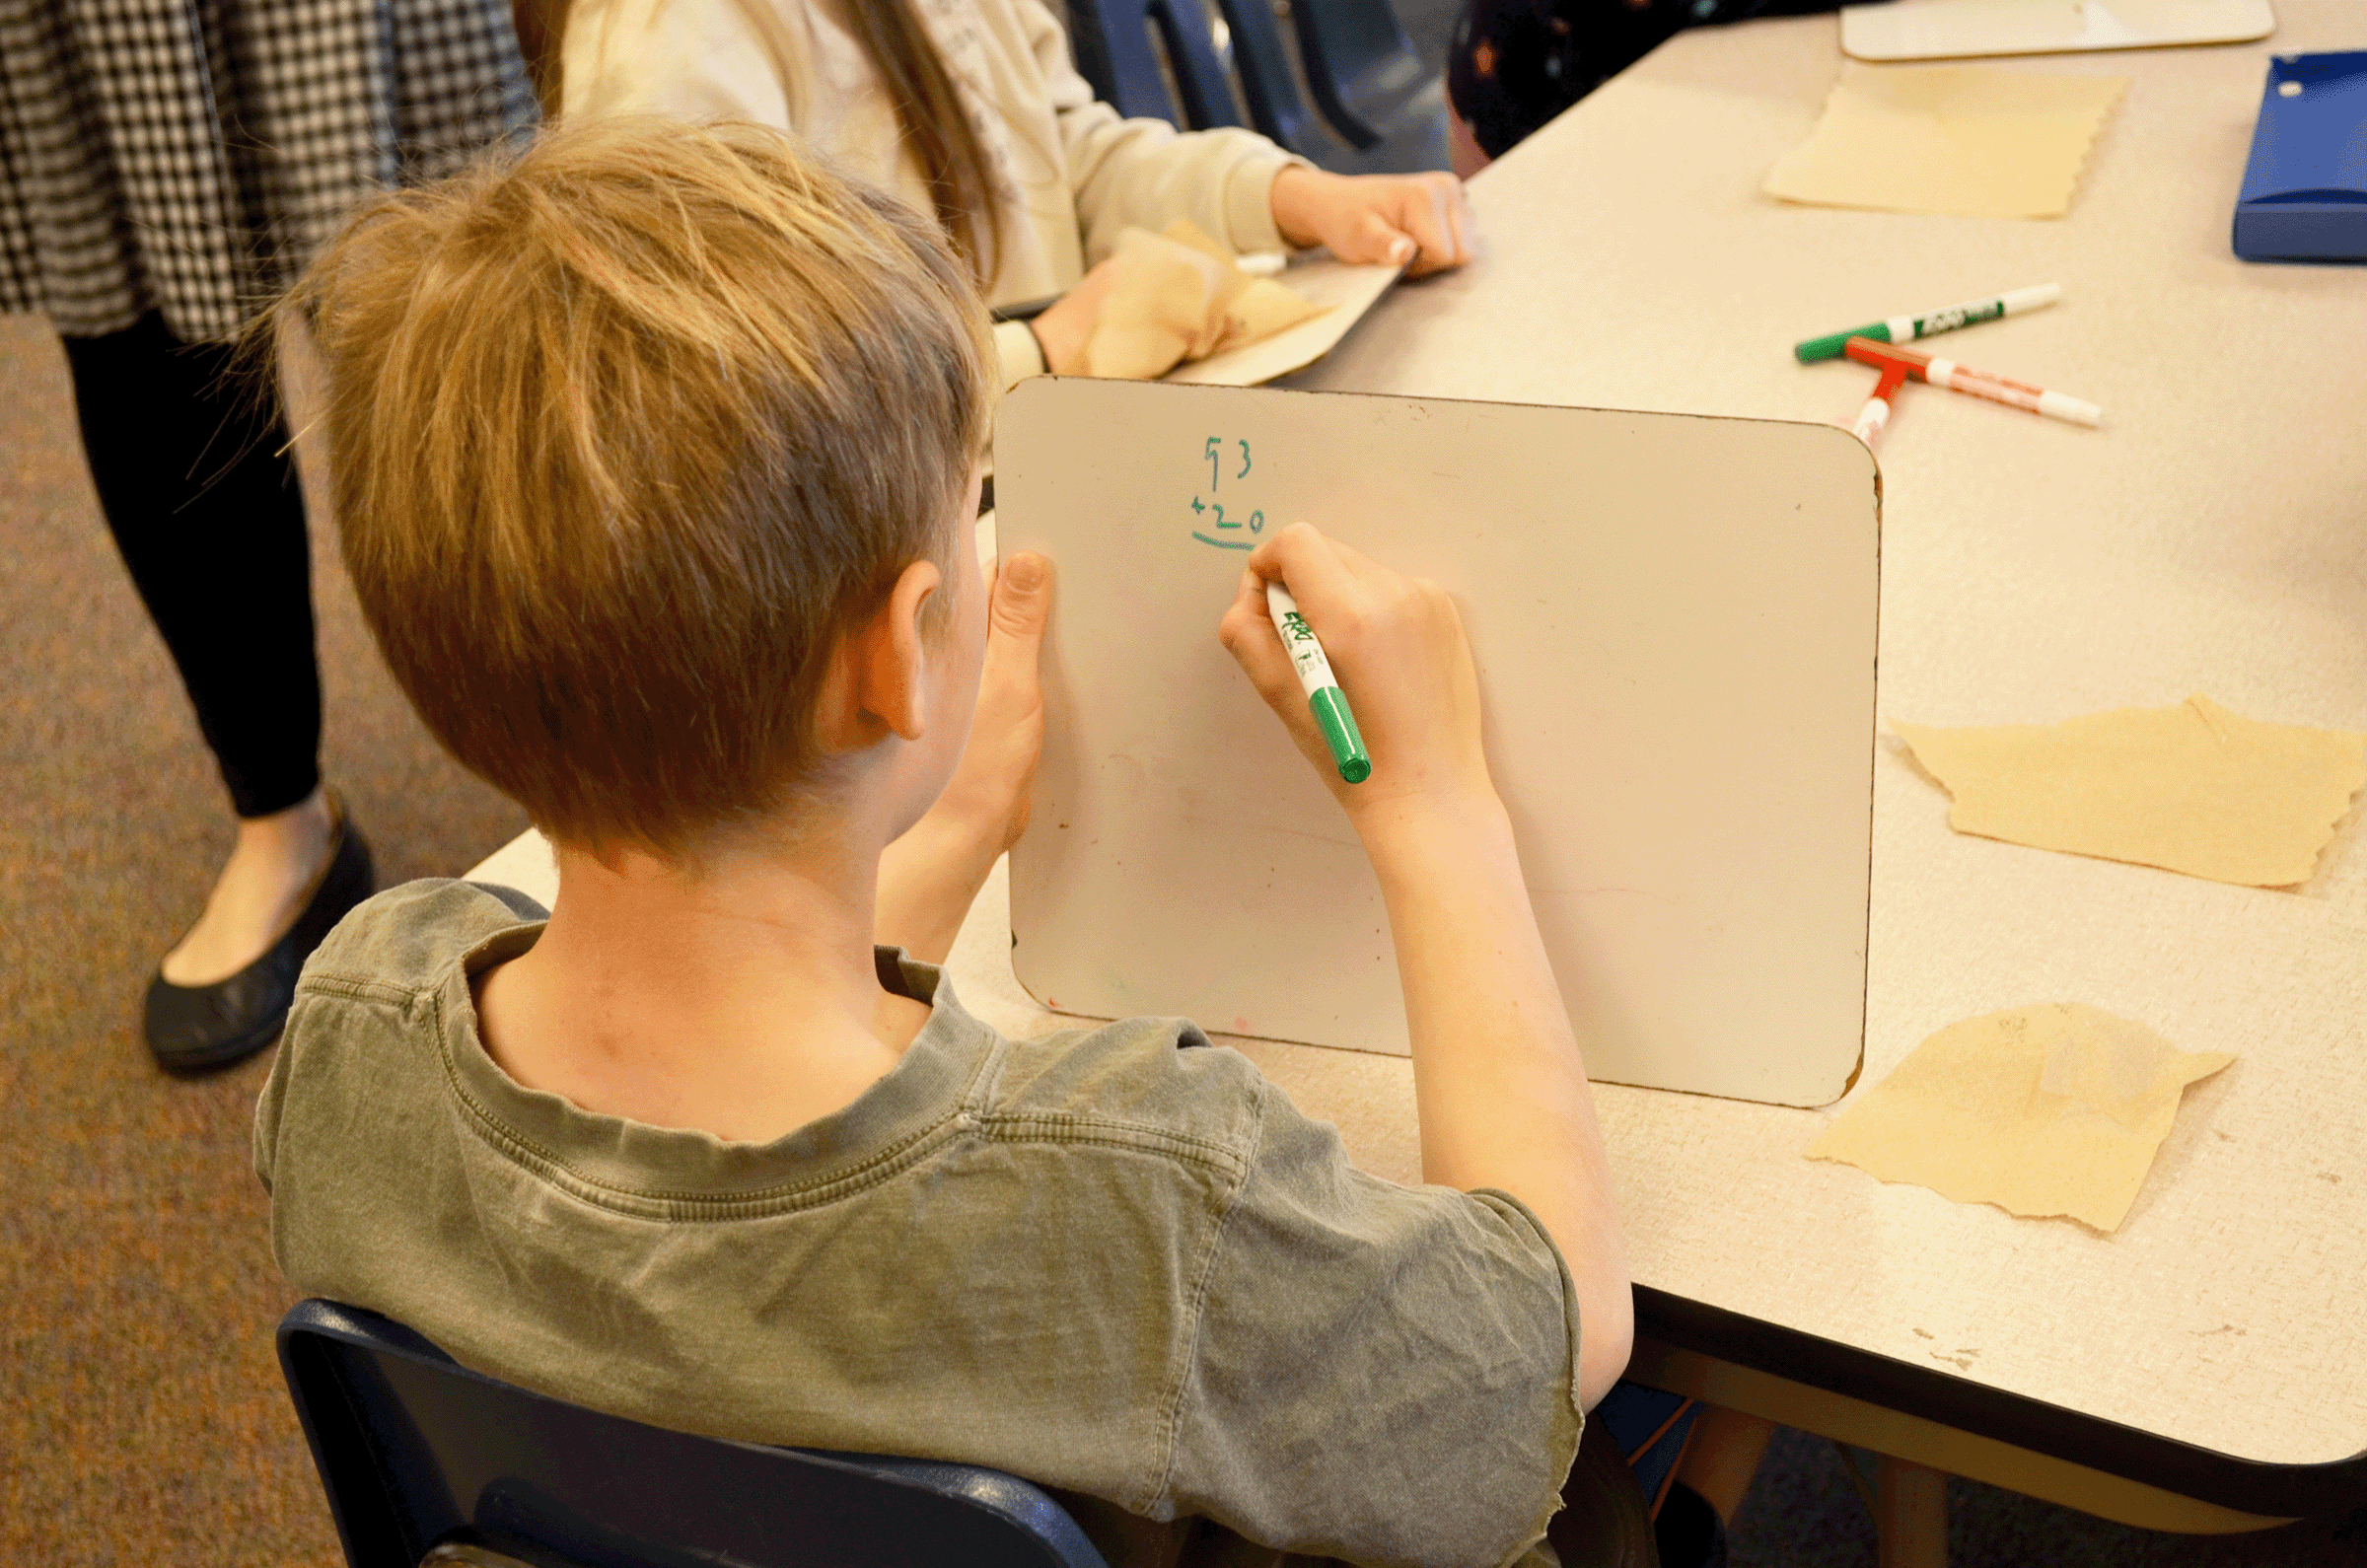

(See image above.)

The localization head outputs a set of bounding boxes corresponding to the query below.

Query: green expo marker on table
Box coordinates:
[1793,282,2060,363]
[1266,579,1371,784]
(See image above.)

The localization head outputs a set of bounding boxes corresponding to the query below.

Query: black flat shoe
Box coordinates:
[144,818,376,1072]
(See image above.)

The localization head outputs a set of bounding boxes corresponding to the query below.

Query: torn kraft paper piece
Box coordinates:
[1061,221,1325,382]
[1808,1003,2233,1232]
[1763,64,2127,219]
[1895,694,2367,888]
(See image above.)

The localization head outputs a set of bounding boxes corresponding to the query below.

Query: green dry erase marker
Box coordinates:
[1266,579,1370,784]
[1793,283,2060,363]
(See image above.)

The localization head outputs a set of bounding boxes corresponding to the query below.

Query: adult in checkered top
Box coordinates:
[0,0,537,1069]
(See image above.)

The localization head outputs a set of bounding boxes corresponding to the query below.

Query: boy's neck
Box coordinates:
[471,825,933,1144]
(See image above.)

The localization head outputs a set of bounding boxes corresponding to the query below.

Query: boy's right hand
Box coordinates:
[1217,524,1496,826]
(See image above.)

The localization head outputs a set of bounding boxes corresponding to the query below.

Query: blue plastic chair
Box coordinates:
[1287,0,1450,164]
[1067,0,1445,173]
[277,1300,1112,1568]
[1066,0,1247,129]
[1210,0,1329,157]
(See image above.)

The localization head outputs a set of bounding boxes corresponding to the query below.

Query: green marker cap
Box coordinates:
[1795,321,1894,363]
[1310,687,1370,784]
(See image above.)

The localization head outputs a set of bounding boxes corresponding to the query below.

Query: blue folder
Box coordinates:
[2234,52,2367,262]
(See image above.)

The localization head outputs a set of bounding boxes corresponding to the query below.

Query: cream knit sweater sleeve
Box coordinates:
[561,0,1311,387]
[1015,0,1302,265]
[562,0,1308,278]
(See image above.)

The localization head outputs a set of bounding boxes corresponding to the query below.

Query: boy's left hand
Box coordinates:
[1268,166,1475,277]
[875,550,1052,962]
[929,551,1053,854]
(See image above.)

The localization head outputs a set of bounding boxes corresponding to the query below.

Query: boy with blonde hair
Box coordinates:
[258,116,1633,1567]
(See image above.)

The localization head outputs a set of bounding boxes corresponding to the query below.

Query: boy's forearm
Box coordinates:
[1360,794,1633,1400]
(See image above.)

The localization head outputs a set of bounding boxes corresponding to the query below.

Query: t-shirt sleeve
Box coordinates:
[1161,1078,1584,1568]
[251,1003,298,1195]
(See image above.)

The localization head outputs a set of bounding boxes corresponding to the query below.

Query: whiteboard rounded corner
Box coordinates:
[1794,1039,1868,1111]
[1807,413,1884,479]
[1003,927,1063,1016]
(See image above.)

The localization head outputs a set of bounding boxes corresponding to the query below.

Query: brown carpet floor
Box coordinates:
[0,311,527,1563]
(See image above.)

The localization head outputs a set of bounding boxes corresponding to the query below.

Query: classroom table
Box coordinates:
[468,5,2367,1558]
[1302,1,2367,1545]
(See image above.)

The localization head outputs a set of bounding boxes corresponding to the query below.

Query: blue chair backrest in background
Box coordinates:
[1286,0,1433,150]
[1066,0,1246,129]
[1210,0,1328,157]
[1066,0,1445,173]
[277,1300,1111,1568]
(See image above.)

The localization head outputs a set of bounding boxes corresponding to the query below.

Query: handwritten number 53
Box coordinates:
[1206,437,1254,489]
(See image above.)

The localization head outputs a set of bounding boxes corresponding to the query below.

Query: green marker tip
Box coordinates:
[1310,687,1370,785]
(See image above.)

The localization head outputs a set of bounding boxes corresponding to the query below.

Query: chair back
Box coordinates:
[1209,0,1327,156]
[277,1299,1111,1568]
[1065,0,1244,128]
[1287,0,1433,149]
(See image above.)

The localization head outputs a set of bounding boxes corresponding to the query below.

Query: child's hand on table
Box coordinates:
[1028,168,1473,381]
[1268,166,1476,276]
[1218,523,1495,826]
[1026,258,1121,376]
[874,551,1053,962]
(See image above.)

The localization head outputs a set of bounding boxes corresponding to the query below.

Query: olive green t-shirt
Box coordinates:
[256,881,1584,1568]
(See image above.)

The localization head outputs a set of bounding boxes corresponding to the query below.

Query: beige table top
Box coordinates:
[470,0,2367,1494]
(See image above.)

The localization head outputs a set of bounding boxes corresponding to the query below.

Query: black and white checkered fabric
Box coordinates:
[0,0,537,342]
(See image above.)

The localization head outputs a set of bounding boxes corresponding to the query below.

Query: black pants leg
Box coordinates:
[62,312,323,820]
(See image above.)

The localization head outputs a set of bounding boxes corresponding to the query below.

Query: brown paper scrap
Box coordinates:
[1764,65,2127,219]
[1808,1004,2233,1232]
[1896,695,2367,888]
[1062,222,1326,381]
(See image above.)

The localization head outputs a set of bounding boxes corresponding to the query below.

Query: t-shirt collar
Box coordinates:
[434,923,999,1206]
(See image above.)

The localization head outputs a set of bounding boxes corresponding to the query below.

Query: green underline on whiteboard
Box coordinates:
[1192,533,1254,550]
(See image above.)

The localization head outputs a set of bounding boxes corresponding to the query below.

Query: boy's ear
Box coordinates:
[815,559,943,751]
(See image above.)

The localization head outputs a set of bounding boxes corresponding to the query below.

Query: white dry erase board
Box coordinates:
[1841,0,2273,62]
[996,380,1879,1107]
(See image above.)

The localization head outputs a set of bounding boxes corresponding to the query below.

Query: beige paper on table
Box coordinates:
[1764,64,2128,218]
[1809,1004,2233,1232]
[1163,256,1398,387]
[1896,695,2367,888]
[1062,222,1325,381]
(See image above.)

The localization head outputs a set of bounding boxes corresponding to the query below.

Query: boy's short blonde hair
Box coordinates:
[283,116,994,853]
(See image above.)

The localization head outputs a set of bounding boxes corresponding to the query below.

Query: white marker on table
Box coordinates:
[1845,336,2103,429]
[1851,362,1911,449]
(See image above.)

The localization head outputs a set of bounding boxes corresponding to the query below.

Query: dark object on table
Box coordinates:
[1448,0,1881,162]
[2234,51,2367,262]
[276,1298,1112,1568]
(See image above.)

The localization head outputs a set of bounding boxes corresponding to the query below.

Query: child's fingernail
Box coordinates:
[1003,553,1046,592]
[1390,238,1415,263]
